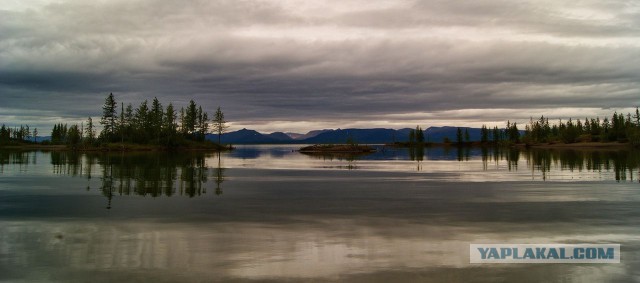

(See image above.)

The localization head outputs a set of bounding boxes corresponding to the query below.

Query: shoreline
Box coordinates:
[2,141,636,152]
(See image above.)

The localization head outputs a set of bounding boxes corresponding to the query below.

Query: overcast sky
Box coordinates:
[1,0,639,134]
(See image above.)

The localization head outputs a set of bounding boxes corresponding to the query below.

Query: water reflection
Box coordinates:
[2,147,640,281]
[0,151,228,204]
[92,152,225,201]
[501,148,637,181]
[300,152,362,170]
[1,146,639,184]
[0,150,34,173]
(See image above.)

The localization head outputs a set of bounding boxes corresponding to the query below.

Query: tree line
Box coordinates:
[399,108,640,147]
[0,93,229,148]
[520,109,640,145]
[87,93,229,147]
[480,109,640,146]
[478,121,520,145]
[0,124,38,145]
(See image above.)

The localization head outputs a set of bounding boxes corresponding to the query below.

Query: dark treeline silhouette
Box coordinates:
[407,126,425,144]
[519,109,640,146]
[98,93,227,145]
[403,108,640,148]
[43,93,229,148]
[0,124,38,145]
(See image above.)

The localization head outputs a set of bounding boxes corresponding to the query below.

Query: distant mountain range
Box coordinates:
[31,126,491,144]
[206,126,489,144]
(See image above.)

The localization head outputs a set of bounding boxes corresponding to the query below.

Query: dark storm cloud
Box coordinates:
[1,0,639,133]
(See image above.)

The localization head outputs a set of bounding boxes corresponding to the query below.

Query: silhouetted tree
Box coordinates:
[213,107,229,144]
[67,124,81,147]
[163,103,178,146]
[85,117,96,144]
[183,100,198,138]
[480,125,489,143]
[100,93,118,141]
[151,97,163,143]
[0,125,9,145]
[456,127,463,145]
[416,125,424,143]
[492,126,501,144]
[506,121,519,143]
[134,100,150,143]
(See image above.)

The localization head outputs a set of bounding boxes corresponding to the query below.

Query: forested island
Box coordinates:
[0,93,231,151]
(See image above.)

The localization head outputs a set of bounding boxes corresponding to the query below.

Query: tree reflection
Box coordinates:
[474,146,640,182]
[0,150,32,173]
[513,149,639,182]
[35,151,227,208]
[52,151,82,176]
[409,146,424,171]
[214,152,225,195]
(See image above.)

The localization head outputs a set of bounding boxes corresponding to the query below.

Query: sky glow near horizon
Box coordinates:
[1,0,639,134]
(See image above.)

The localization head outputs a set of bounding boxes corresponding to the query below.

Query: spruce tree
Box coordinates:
[416,126,424,143]
[100,93,118,141]
[151,97,164,142]
[164,103,177,145]
[464,128,470,143]
[213,107,229,144]
[85,117,95,143]
[480,125,489,143]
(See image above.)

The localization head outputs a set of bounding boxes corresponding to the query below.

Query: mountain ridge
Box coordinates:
[206,126,498,144]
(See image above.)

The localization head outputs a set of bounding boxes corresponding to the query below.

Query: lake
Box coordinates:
[1,145,639,282]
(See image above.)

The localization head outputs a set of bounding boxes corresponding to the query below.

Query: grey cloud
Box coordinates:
[1,0,639,133]
[336,0,640,37]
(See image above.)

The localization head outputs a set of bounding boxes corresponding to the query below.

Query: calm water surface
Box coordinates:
[1,145,640,282]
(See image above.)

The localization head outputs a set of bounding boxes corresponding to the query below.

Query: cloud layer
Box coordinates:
[1,0,639,133]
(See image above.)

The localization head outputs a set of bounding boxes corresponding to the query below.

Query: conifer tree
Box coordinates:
[456,127,463,145]
[100,93,118,141]
[85,117,95,143]
[150,98,163,142]
[416,126,424,143]
[164,103,177,145]
[213,107,229,144]
[480,125,489,143]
